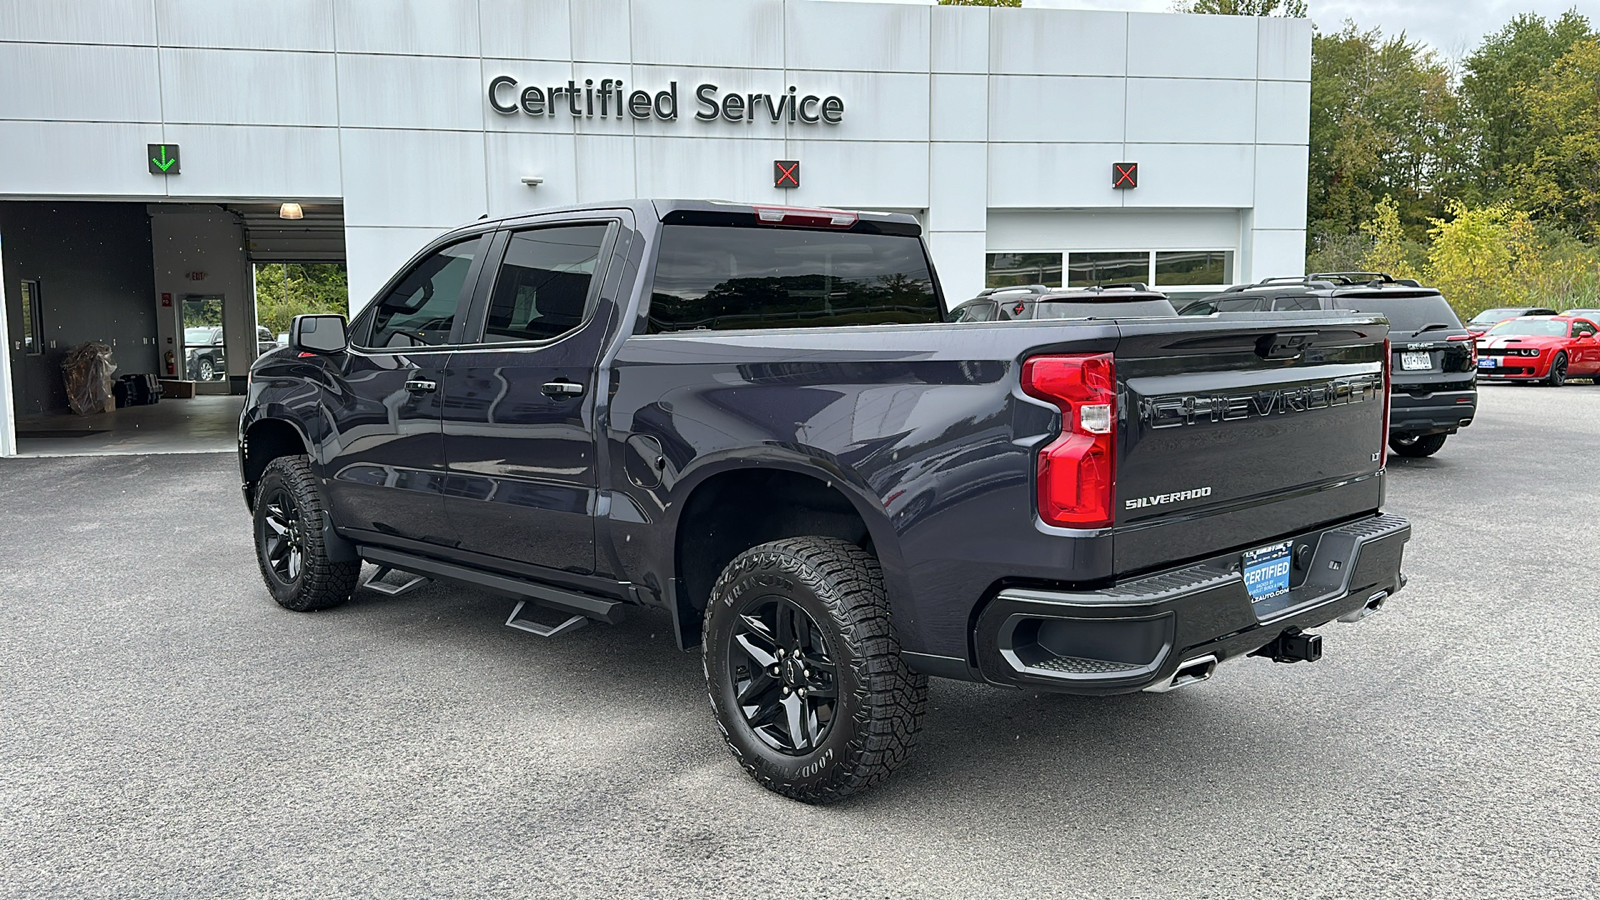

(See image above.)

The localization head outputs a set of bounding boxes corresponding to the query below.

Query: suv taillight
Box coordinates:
[1381,339,1391,456]
[1020,353,1117,528]
[1447,333,1476,366]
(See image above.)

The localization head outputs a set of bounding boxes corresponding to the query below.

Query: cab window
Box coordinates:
[365,239,481,349]
[481,224,612,343]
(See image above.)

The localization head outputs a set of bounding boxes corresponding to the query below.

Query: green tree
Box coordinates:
[1508,38,1600,239]
[254,263,349,335]
[1421,202,1541,318]
[1359,196,1423,279]
[1459,11,1595,203]
[1174,0,1306,14]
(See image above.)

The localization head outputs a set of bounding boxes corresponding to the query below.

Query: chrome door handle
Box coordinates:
[404,377,437,393]
[542,381,585,398]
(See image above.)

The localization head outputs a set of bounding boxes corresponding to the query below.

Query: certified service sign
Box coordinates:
[488,76,844,125]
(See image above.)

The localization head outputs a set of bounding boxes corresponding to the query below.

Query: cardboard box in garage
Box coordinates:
[159,380,196,399]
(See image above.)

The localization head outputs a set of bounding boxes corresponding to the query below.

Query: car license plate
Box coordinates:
[1243,541,1292,604]
[1400,351,1432,371]
[1478,357,1498,369]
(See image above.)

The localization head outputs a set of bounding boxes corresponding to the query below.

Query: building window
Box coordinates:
[1067,251,1149,288]
[985,252,1062,289]
[1154,250,1233,288]
[19,280,42,355]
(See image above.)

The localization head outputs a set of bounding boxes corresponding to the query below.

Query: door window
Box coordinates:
[366,239,480,349]
[1571,320,1595,338]
[1215,296,1268,312]
[481,225,611,343]
[1272,295,1320,311]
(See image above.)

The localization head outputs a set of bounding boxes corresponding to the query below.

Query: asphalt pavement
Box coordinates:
[2,382,1597,898]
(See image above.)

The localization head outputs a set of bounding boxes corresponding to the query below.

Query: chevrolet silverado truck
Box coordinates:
[239,200,1410,803]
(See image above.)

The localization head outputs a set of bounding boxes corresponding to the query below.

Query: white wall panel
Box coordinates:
[630,0,782,69]
[930,5,987,75]
[479,0,572,61]
[1125,78,1255,145]
[1247,228,1305,281]
[1257,16,1312,82]
[160,124,341,199]
[928,142,986,233]
[333,0,479,58]
[930,74,986,143]
[574,135,638,202]
[990,9,1125,78]
[794,141,928,209]
[0,44,162,122]
[1253,143,1308,231]
[986,209,1242,253]
[571,0,630,63]
[0,0,154,45]
[780,70,929,143]
[484,131,579,217]
[1121,143,1254,209]
[988,76,1123,144]
[986,143,1123,209]
[632,136,787,204]
[337,54,484,131]
[344,226,454,311]
[161,48,338,126]
[0,120,166,196]
[1256,79,1310,145]
[340,129,487,227]
[786,1,929,74]
[1127,12,1255,80]
[925,230,985,307]
[155,0,335,52]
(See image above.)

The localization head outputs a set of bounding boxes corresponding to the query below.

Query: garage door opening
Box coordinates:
[1,199,345,456]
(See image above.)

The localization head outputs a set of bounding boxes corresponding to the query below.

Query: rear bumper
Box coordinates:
[972,513,1410,694]
[1389,389,1476,436]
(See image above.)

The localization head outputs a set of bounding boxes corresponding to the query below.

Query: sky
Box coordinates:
[1031,0,1598,58]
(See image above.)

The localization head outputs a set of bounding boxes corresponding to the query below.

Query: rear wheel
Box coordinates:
[703,536,928,803]
[197,356,216,381]
[1545,352,1568,386]
[253,455,359,611]
[1389,433,1448,458]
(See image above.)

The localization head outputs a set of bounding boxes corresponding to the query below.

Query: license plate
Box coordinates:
[1400,351,1432,371]
[1243,541,1292,603]
[1478,357,1498,369]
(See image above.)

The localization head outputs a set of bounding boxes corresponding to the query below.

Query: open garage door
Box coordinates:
[225,203,345,264]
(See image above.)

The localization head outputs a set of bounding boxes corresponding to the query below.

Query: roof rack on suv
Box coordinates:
[1307,272,1425,288]
[1222,273,1426,293]
[976,284,1053,297]
[1072,282,1150,293]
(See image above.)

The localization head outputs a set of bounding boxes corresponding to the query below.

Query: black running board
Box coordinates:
[357,546,628,626]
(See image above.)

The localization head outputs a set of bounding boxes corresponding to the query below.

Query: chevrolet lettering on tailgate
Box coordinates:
[1139,373,1383,429]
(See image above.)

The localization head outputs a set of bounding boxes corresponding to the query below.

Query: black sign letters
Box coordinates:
[489,76,843,125]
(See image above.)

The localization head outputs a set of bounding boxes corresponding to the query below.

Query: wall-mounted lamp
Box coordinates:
[520,177,543,187]
[278,202,304,220]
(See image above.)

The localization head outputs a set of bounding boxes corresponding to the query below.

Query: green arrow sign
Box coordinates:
[147,143,180,175]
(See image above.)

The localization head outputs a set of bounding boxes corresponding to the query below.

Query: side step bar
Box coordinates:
[357,546,628,626]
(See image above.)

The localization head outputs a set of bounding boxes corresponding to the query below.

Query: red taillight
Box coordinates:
[1020,353,1117,529]
[753,206,857,228]
[1381,339,1391,456]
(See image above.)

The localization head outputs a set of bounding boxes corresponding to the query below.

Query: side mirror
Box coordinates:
[290,314,348,354]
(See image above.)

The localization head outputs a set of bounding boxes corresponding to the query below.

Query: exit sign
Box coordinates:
[148,143,180,175]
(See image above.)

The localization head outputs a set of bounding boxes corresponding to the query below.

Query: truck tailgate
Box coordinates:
[1112,314,1389,574]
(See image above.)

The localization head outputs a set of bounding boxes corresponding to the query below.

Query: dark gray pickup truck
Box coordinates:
[240,200,1409,802]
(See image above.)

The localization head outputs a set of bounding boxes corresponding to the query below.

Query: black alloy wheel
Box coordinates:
[1389,432,1448,458]
[726,596,839,755]
[252,455,359,611]
[1546,352,1568,387]
[703,536,928,803]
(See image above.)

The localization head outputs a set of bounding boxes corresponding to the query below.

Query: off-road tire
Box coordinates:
[1546,352,1568,387]
[253,455,359,612]
[1389,433,1448,458]
[703,536,928,803]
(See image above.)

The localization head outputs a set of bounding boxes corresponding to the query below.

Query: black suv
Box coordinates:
[1180,273,1476,458]
[951,284,1177,322]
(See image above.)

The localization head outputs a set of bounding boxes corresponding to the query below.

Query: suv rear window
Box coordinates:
[1331,293,1462,333]
[646,225,941,332]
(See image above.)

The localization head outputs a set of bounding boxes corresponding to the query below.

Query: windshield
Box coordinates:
[1487,319,1566,337]
[183,327,216,344]
[1470,308,1528,324]
[1330,293,1461,333]
[1561,309,1600,319]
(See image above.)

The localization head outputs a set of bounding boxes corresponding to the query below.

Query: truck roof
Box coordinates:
[446,199,924,237]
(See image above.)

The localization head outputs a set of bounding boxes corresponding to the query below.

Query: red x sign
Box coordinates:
[774,159,800,189]
[1113,162,1138,189]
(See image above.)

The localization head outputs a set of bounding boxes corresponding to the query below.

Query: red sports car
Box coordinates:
[1476,316,1600,386]
[1465,306,1559,337]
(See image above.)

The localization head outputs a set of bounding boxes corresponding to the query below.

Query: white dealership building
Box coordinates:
[0,0,1310,454]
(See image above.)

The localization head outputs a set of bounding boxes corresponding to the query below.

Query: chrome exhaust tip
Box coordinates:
[1339,590,1388,624]
[1142,654,1219,693]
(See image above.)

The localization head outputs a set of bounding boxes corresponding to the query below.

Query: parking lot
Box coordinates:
[1,382,1596,898]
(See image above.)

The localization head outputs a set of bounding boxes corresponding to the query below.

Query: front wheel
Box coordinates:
[703,536,928,803]
[253,455,359,611]
[1389,433,1448,458]
[1545,352,1568,387]
[197,357,216,381]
